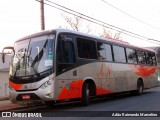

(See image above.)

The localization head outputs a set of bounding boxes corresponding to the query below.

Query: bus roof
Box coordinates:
[15,28,155,53]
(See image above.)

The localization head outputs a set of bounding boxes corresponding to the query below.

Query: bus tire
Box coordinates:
[81,83,90,106]
[130,80,144,96]
[136,80,144,95]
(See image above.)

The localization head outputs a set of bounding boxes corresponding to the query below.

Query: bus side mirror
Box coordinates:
[2,53,5,63]
[2,46,14,63]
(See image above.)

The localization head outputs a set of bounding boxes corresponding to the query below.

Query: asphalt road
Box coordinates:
[7,86,160,120]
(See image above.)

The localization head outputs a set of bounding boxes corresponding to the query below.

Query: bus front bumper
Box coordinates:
[9,85,55,103]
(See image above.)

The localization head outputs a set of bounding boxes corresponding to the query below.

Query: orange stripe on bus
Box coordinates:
[58,80,84,100]
[96,87,112,95]
[9,81,23,90]
[129,65,158,77]
[58,79,113,100]
[97,64,111,78]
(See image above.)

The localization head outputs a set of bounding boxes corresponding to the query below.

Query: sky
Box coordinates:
[1,0,160,51]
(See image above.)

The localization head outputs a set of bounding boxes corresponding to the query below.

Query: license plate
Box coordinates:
[22,95,30,100]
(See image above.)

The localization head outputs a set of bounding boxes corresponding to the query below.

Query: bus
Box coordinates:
[7,29,158,106]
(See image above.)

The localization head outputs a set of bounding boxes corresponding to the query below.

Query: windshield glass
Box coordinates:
[10,34,55,77]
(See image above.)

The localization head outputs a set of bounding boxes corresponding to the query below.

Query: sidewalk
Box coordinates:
[0,99,28,111]
[0,97,45,111]
[0,96,9,101]
[0,97,31,111]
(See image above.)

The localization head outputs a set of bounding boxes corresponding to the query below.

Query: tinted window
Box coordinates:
[137,51,146,64]
[57,34,76,73]
[57,40,75,63]
[97,42,112,61]
[77,38,97,59]
[146,52,153,65]
[126,48,137,64]
[151,53,157,65]
[113,45,126,63]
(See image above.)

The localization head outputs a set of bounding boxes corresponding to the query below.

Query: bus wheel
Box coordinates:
[45,101,55,107]
[130,80,144,96]
[81,83,90,106]
[136,80,144,95]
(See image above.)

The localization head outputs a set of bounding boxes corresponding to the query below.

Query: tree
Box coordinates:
[101,27,122,40]
[60,13,122,40]
[60,13,92,33]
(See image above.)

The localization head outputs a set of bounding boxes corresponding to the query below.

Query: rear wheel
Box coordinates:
[136,80,144,95]
[131,80,144,95]
[81,83,90,106]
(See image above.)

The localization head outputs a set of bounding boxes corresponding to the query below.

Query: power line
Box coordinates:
[45,0,149,40]
[44,0,160,44]
[35,0,160,45]
[101,0,160,31]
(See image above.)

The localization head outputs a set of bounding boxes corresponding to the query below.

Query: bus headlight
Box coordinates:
[40,80,52,89]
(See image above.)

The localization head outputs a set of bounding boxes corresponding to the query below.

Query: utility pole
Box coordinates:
[40,0,45,30]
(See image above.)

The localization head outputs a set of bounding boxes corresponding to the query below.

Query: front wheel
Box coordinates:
[81,83,90,106]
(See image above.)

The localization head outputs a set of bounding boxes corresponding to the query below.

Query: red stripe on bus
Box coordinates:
[96,87,112,95]
[9,81,23,90]
[129,65,158,77]
[58,80,84,100]
[58,79,113,100]
[97,64,111,78]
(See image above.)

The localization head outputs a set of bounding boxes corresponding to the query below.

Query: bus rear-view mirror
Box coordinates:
[1,46,14,63]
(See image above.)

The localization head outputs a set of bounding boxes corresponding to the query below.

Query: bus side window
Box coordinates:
[113,45,126,63]
[63,41,75,63]
[137,51,146,65]
[97,42,113,61]
[76,38,97,59]
[151,53,157,65]
[126,48,137,64]
[57,35,76,73]
[146,52,153,65]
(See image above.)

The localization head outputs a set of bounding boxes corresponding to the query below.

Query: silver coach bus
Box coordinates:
[6,29,158,106]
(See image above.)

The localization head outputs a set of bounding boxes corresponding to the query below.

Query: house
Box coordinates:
[0,52,11,98]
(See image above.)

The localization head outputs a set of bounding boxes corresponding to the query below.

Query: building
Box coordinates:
[0,52,11,98]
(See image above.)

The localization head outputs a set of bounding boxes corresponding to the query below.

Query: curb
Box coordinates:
[0,97,9,101]
[1,104,45,112]
[0,106,29,112]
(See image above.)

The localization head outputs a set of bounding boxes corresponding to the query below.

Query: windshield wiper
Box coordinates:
[32,67,40,77]
[31,39,48,68]
[30,39,48,77]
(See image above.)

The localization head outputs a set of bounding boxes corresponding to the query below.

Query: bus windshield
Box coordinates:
[10,34,55,77]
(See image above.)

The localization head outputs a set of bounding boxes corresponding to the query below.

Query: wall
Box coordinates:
[0,53,11,98]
